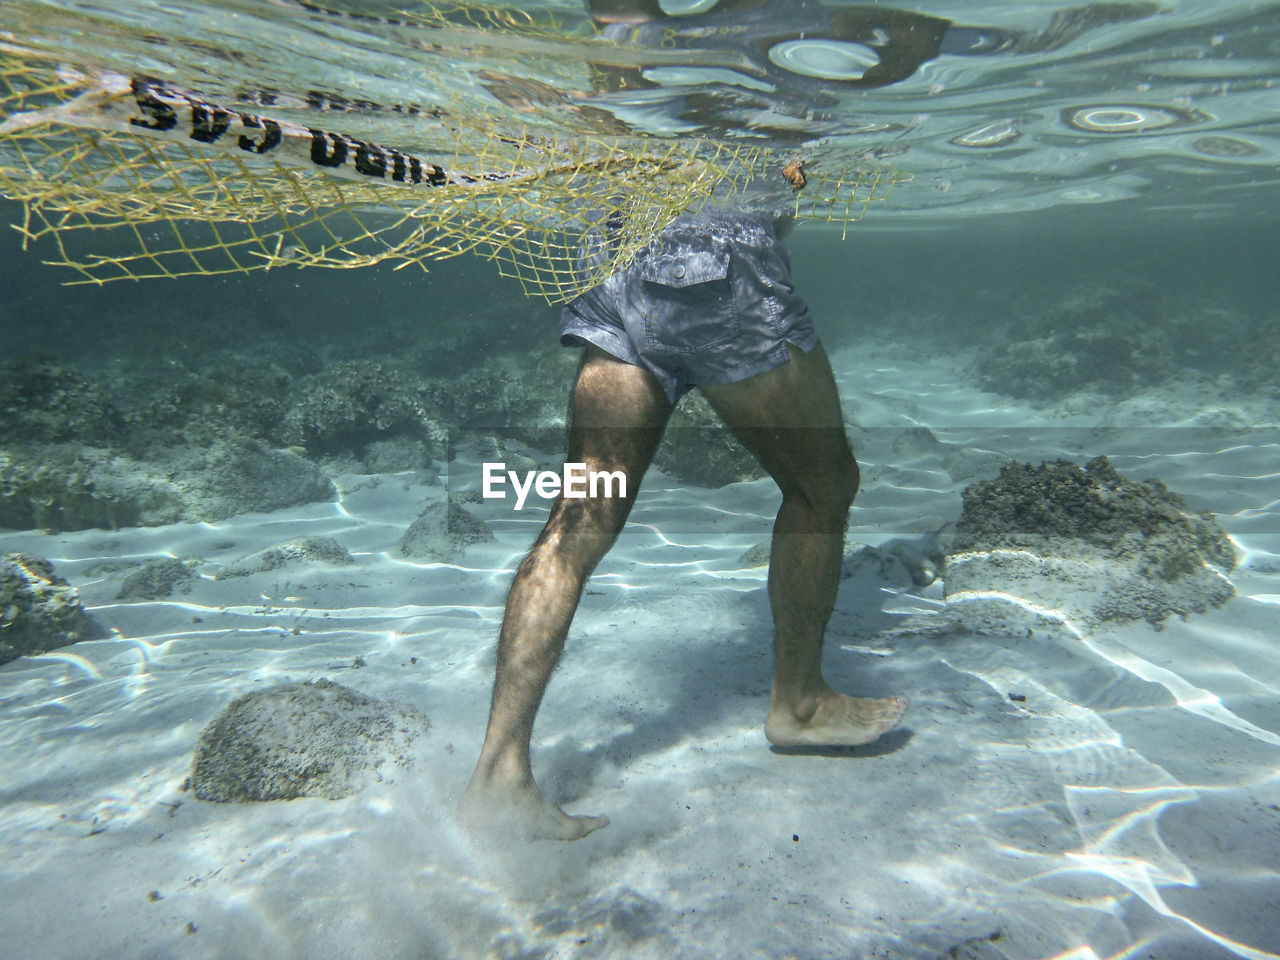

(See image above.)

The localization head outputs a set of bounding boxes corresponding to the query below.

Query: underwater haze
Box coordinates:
[1,2,1279,960]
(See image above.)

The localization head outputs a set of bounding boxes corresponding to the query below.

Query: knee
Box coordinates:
[790,454,859,519]
[533,497,629,572]
[841,458,861,507]
[824,459,860,513]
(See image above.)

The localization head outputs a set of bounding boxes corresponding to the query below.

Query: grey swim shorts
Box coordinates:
[560,209,818,403]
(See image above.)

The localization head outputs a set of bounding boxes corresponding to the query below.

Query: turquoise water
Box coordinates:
[1,3,1279,960]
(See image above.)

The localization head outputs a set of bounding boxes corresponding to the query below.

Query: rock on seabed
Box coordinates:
[191,679,430,802]
[942,456,1235,629]
[1,552,95,665]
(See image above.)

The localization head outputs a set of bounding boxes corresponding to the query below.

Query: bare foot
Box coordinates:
[764,690,908,747]
[459,775,609,842]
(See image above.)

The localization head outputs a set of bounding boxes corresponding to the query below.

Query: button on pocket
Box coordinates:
[635,245,740,355]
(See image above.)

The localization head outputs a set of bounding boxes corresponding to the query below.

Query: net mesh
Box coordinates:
[0,42,908,302]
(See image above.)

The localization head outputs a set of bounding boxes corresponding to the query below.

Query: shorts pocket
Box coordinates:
[634,245,741,355]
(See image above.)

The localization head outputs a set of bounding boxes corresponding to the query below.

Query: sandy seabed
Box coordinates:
[2,341,1277,960]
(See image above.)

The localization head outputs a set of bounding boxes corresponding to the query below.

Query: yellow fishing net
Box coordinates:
[0,35,907,303]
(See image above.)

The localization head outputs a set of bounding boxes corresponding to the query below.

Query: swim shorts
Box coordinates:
[560,209,818,403]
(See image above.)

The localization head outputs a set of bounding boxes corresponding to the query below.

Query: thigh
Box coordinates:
[699,342,856,501]
[558,346,673,530]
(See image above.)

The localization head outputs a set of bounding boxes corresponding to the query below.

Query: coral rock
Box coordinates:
[190,679,429,802]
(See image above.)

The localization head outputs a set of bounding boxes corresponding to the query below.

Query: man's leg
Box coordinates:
[700,342,907,746]
[460,346,672,840]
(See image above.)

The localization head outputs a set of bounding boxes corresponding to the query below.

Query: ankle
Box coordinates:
[472,744,531,788]
[769,684,825,724]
